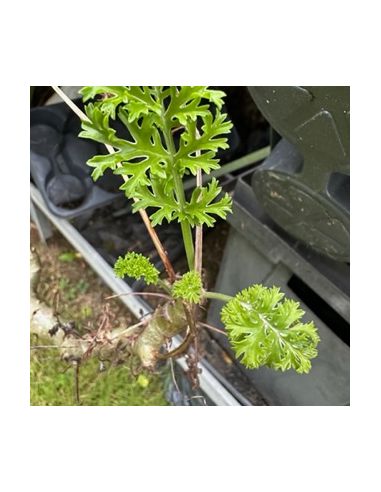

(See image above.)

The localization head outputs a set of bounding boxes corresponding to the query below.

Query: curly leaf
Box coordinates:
[172,271,202,303]
[221,285,320,374]
[113,252,159,285]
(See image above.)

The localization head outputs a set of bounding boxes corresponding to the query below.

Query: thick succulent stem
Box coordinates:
[31,251,188,369]
[133,300,188,369]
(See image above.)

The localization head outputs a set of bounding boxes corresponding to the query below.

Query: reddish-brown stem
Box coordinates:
[157,327,193,359]
[137,210,176,282]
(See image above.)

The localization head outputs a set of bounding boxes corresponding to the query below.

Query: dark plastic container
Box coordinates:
[207,172,350,406]
[247,86,350,262]
[30,100,123,219]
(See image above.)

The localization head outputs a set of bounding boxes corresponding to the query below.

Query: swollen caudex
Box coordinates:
[133,300,188,369]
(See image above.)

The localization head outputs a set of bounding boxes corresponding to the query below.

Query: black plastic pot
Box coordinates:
[30,100,123,219]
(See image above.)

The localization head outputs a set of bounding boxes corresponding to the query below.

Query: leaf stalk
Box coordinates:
[203,291,233,303]
[154,87,195,270]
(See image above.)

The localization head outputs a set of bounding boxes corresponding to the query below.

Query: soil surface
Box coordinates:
[31,223,136,333]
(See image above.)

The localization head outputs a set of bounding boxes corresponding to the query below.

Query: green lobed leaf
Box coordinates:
[86,153,121,181]
[113,252,159,285]
[176,112,232,176]
[80,86,129,102]
[181,178,232,227]
[165,86,228,126]
[83,106,169,188]
[197,87,227,110]
[80,86,233,227]
[165,86,211,126]
[80,86,130,118]
[132,176,179,226]
[120,86,161,122]
[80,86,161,121]
[132,177,232,228]
[172,271,202,303]
[79,103,126,148]
[221,285,320,374]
